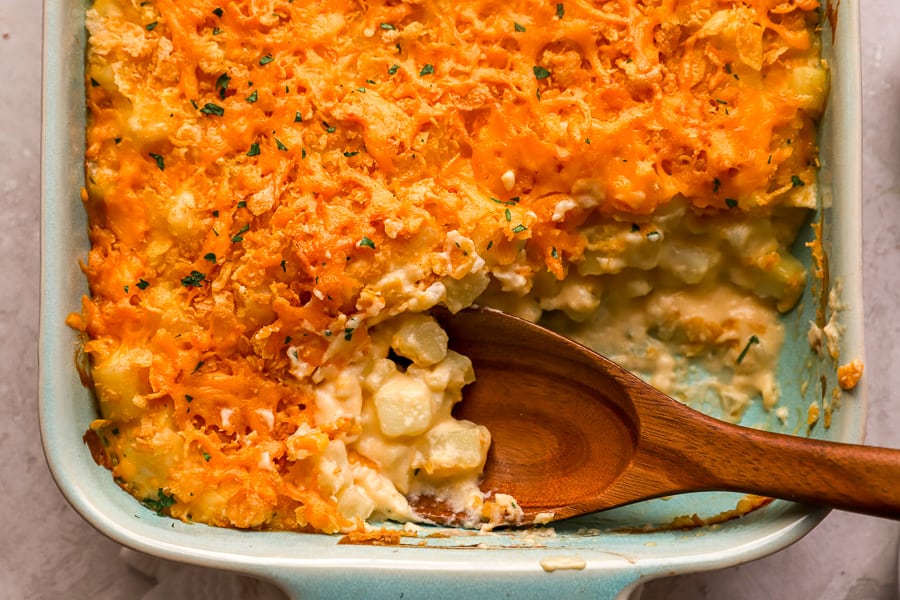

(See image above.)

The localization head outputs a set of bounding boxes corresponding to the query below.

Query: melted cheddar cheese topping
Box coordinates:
[76,0,826,533]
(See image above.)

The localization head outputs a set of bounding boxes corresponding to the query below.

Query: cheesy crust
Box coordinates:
[77,0,826,532]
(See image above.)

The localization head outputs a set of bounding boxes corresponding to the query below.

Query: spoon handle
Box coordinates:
[640,395,900,519]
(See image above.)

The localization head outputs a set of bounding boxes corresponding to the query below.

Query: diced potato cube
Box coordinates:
[409,350,475,394]
[419,420,490,477]
[374,374,434,437]
[391,314,448,366]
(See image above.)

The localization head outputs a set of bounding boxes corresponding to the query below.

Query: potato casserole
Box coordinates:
[73,0,827,533]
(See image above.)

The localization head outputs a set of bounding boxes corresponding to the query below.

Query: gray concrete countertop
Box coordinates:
[3,1,898,598]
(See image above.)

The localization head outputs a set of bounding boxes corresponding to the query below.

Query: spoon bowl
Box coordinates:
[414,306,899,527]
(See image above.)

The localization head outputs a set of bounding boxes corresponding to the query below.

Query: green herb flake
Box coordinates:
[231,223,250,242]
[380,22,396,30]
[149,153,165,171]
[358,236,376,249]
[551,246,559,259]
[199,102,224,116]
[388,64,400,75]
[181,270,206,287]
[344,328,356,341]
[237,200,247,208]
[90,77,100,87]
[246,142,261,156]
[512,224,527,233]
[533,65,551,80]
[136,278,150,290]
[343,150,359,157]
[791,175,805,187]
[725,198,738,208]
[146,21,158,31]
[276,138,288,151]
[322,121,336,133]
[556,3,565,18]
[203,452,211,462]
[504,208,512,222]
[280,259,287,272]
[203,252,217,263]
[185,395,193,402]
[419,63,435,76]
[736,335,760,364]
[246,90,258,103]
[301,148,307,159]
[259,54,274,66]
[212,7,224,17]
[215,72,231,100]
[514,22,526,32]
[212,26,223,35]
[141,489,176,515]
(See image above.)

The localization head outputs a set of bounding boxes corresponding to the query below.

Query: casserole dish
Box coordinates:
[40,1,863,597]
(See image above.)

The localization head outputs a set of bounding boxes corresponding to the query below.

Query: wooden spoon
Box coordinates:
[411,306,900,527]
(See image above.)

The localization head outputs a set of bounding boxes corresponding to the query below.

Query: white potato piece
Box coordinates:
[392,314,449,366]
[374,374,434,437]
[418,420,490,477]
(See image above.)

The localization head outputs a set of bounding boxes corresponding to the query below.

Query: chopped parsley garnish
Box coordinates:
[259,54,274,66]
[725,198,738,208]
[185,395,193,402]
[791,175,805,187]
[533,65,551,80]
[199,102,224,116]
[146,21,158,31]
[504,208,512,221]
[275,138,288,151]
[280,259,287,272]
[246,142,261,156]
[215,72,231,99]
[343,150,359,157]
[136,278,150,290]
[514,22,526,32]
[380,22,396,30]
[322,121,336,133]
[551,246,559,259]
[212,26,223,35]
[294,111,303,122]
[712,177,721,193]
[512,224,527,233]
[236,200,246,208]
[231,223,250,242]
[246,90,258,103]
[203,452,211,462]
[149,153,165,171]
[203,252,217,263]
[736,335,760,364]
[358,236,376,249]
[141,489,176,515]
[180,270,206,287]
[212,7,224,17]
[301,148,307,159]
[556,3,565,18]
[90,77,100,87]
[419,63,435,76]
[388,64,400,75]
[631,223,641,232]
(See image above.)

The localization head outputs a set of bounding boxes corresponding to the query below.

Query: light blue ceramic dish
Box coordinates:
[40,2,863,598]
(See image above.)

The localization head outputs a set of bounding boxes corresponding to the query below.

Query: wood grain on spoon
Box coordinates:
[414,306,899,527]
